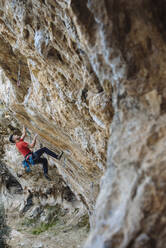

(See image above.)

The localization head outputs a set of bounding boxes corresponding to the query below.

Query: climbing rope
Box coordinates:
[63,157,66,168]
[17,61,21,87]
[7,86,10,108]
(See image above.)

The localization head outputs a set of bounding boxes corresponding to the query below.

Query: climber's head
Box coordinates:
[9,134,20,143]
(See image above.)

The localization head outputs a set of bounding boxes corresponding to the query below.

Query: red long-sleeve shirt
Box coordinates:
[16,138,31,157]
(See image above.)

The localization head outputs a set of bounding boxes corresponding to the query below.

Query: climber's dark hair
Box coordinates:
[9,134,15,143]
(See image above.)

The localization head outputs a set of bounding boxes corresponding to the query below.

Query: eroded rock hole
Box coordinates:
[23,28,29,40]
[13,19,17,25]
[81,87,88,101]
[71,0,95,31]
[152,0,166,41]
[47,48,63,62]
[146,37,152,52]
[127,58,139,79]
[62,186,76,202]
[24,16,33,26]
[0,204,10,248]
[0,162,23,194]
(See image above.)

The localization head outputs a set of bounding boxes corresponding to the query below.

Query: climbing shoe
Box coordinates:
[58,151,63,160]
[44,174,51,181]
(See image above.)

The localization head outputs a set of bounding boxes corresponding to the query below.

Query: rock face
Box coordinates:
[0,0,111,213]
[0,0,166,248]
[84,1,166,248]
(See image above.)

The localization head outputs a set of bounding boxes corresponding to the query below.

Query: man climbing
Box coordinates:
[9,126,63,180]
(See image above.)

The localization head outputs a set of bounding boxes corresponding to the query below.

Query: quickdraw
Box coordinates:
[26,128,32,142]
[17,61,21,87]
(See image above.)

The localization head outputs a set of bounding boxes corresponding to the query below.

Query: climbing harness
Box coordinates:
[22,160,31,172]
[17,61,21,87]
[22,152,37,173]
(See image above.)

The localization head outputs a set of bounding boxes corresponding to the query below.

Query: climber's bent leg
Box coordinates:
[34,157,48,175]
[34,147,59,159]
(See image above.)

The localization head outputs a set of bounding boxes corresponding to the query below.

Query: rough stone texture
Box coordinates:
[0,104,89,248]
[84,1,166,248]
[0,0,166,248]
[0,0,111,213]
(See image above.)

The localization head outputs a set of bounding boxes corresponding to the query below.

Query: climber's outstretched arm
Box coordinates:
[29,134,38,148]
[20,125,26,140]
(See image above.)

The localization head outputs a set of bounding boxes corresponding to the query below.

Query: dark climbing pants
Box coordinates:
[33,147,59,175]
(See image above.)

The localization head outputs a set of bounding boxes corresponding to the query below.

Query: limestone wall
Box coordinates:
[0,0,166,248]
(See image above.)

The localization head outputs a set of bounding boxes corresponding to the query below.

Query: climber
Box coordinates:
[9,126,63,180]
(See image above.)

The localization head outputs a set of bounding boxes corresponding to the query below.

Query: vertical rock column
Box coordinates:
[84,0,166,247]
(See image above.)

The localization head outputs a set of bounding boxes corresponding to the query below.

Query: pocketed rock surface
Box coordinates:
[0,0,166,248]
